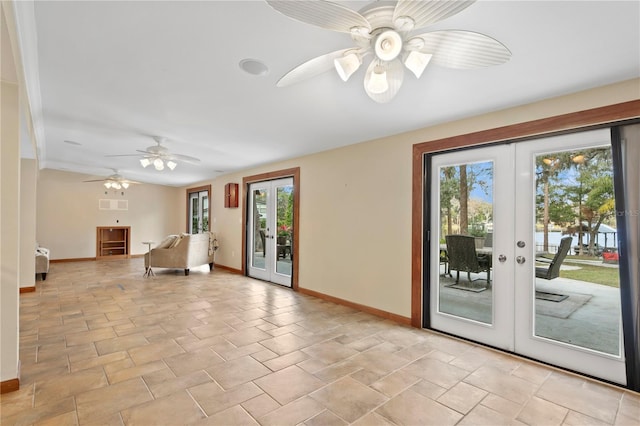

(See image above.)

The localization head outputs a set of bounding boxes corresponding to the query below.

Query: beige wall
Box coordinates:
[20,158,37,288]
[37,169,184,259]
[1,79,21,382]
[199,79,640,319]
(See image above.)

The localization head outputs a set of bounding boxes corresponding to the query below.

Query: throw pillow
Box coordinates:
[169,234,184,249]
[156,235,177,249]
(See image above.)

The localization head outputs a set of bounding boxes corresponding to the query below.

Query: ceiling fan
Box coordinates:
[107,136,201,171]
[83,170,140,189]
[266,0,511,103]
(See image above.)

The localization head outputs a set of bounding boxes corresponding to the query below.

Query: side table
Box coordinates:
[142,241,155,277]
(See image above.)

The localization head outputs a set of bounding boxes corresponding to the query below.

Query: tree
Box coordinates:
[440,166,458,237]
[459,165,468,235]
[561,147,614,256]
[276,187,294,238]
[439,162,493,240]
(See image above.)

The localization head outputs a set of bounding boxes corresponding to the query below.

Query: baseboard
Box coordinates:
[1,378,19,394]
[50,257,96,263]
[130,254,145,259]
[20,286,36,294]
[214,264,243,274]
[298,287,412,326]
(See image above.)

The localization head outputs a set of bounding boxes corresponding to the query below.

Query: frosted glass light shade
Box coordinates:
[153,158,164,171]
[368,67,388,94]
[363,58,404,103]
[334,52,361,82]
[104,182,112,189]
[167,160,177,170]
[404,51,432,79]
[122,182,129,189]
[140,158,151,168]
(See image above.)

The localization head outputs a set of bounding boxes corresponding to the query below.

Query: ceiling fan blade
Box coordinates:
[393,0,475,31]
[83,179,106,183]
[105,153,144,158]
[411,30,511,69]
[277,48,351,87]
[266,0,370,33]
[363,58,404,104]
[169,153,201,163]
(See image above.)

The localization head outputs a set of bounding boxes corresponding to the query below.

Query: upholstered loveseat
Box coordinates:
[144,232,218,276]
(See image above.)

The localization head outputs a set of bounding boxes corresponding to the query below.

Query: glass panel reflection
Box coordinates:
[534,147,620,356]
[275,184,293,276]
[201,196,209,232]
[438,161,494,324]
[252,189,267,269]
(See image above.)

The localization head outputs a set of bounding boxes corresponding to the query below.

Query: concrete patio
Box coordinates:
[438,266,621,356]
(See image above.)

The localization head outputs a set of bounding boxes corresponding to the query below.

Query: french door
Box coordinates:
[429,128,626,384]
[188,189,209,234]
[247,178,293,287]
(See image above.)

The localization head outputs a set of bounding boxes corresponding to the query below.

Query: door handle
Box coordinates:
[498,255,507,263]
[516,256,526,264]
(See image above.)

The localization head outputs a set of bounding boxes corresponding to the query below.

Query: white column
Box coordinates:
[20,158,37,288]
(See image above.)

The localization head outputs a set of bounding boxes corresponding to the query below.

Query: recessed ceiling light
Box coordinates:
[239,59,269,76]
[63,140,82,146]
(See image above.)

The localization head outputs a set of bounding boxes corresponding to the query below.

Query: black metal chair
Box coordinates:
[484,232,493,248]
[259,230,266,257]
[445,235,491,286]
[536,236,572,279]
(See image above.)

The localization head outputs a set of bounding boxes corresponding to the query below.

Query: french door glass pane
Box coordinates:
[201,195,209,232]
[533,147,621,356]
[191,196,199,233]
[275,183,293,276]
[251,189,267,269]
[438,161,494,324]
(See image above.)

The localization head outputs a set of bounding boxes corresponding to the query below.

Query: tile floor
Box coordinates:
[1,258,638,425]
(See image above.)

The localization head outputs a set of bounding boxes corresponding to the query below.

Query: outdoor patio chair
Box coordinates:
[484,232,493,248]
[445,235,491,285]
[259,230,266,257]
[535,236,572,280]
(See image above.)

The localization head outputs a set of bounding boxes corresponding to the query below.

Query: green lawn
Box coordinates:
[560,262,620,288]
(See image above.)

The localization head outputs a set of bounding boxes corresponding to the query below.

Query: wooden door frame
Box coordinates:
[242,167,300,290]
[186,185,211,233]
[411,100,640,328]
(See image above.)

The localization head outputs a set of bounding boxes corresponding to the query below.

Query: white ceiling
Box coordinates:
[13,0,640,186]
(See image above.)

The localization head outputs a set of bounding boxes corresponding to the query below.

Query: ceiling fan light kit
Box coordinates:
[104,180,129,190]
[374,30,403,61]
[109,136,200,172]
[266,0,511,103]
[84,170,138,189]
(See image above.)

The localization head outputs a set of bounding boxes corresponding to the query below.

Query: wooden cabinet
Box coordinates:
[96,226,130,259]
[225,183,239,208]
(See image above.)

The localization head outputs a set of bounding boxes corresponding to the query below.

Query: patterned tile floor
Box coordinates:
[1,258,638,425]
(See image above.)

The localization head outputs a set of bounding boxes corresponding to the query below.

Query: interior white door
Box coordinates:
[429,129,626,385]
[247,178,293,287]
